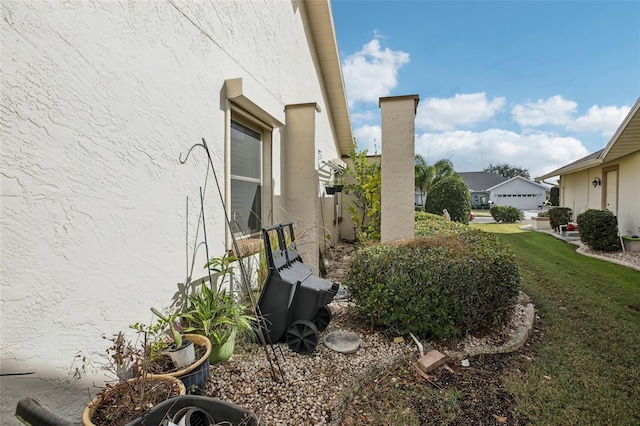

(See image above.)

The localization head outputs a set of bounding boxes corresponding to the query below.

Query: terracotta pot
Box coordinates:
[82,374,185,426]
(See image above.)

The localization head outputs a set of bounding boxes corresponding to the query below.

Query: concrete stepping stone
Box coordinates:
[323,330,361,354]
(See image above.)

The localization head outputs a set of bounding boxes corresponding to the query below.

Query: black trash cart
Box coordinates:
[258,223,340,354]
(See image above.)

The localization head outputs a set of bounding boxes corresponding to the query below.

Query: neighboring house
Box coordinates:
[0,0,352,421]
[458,172,548,210]
[457,172,509,208]
[486,176,549,210]
[536,97,640,236]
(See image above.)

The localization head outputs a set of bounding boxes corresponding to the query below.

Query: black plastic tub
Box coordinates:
[126,395,263,426]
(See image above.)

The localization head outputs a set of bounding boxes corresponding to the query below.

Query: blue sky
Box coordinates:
[331,0,640,178]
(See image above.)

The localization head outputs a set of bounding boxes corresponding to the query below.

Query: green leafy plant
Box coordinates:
[344,144,382,241]
[549,186,560,206]
[489,205,524,223]
[424,175,471,224]
[344,224,521,339]
[576,209,621,252]
[149,308,183,348]
[181,283,256,345]
[204,253,238,291]
[548,207,572,230]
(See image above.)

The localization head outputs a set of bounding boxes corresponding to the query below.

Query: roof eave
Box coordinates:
[304,0,354,156]
[535,158,603,181]
[601,97,640,160]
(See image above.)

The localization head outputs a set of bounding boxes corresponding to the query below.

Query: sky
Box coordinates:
[331,0,640,179]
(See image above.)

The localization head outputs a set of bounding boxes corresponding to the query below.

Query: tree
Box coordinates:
[345,146,382,241]
[424,175,471,224]
[484,163,530,179]
[414,155,456,209]
[549,187,560,206]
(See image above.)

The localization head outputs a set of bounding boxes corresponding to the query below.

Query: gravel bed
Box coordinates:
[204,301,416,425]
[579,246,640,270]
[203,297,535,425]
[203,237,638,424]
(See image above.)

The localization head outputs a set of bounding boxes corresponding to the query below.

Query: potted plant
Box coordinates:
[622,231,640,252]
[82,332,186,426]
[150,308,194,368]
[324,174,344,195]
[181,282,257,363]
[142,311,213,395]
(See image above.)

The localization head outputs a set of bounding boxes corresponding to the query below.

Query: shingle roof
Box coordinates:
[457,172,508,191]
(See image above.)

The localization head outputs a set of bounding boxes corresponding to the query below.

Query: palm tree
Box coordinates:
[415,155,456,210]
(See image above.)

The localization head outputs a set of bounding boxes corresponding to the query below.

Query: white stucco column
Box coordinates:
[379,94,419,243]
[283,103,321,273]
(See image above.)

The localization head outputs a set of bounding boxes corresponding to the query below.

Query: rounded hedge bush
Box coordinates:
[576,209,621,252]
[344,220,521,340]
[424,175,471,224]
[489,205,524,223]
[548,207,572,230]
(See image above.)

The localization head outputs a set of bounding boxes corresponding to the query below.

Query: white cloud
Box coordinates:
[352,124,382,153]
[570,104,631,136]
[349,110,376,124]
[415,93,506,131]
[415,128,590,178]
[342,38,409,107]
[511,95,577,127]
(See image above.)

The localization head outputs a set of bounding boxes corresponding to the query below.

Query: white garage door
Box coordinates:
[494,194,542,210]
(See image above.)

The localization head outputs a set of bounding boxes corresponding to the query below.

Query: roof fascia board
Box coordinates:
[535,158,603,181]
[601,97,640,159]
[487,175,551,191]
[303,0,353,155]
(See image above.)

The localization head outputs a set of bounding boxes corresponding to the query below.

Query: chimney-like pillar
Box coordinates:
[283,103,321,273]
[379,94,419,243]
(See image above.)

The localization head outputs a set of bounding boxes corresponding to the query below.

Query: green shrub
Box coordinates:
[424,175,471,224]
[576,209,621,252]
[537,210,550,218]
[548,207,572,230]
[549,187,560,206]
[344,228,521,340]
[490,205,524,223]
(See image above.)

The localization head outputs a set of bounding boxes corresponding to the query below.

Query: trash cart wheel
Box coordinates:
[286,320,319,354]
[314,305,332,331]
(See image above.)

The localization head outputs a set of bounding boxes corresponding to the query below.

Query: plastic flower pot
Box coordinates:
[147,334,212,395]
[168,339,196,368]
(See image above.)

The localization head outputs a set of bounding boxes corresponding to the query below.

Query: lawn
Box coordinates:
[342,223,640,425]
[476,223,640,425]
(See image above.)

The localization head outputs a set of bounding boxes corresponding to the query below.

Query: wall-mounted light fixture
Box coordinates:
[592,177,602,188]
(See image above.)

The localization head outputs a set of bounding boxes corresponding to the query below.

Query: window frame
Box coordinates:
[228,106,274,242]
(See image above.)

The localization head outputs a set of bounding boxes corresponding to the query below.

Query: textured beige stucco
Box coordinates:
[560,151,640,234]
[379,95,419,243]
[283,103,321,274]
[0,1,345,421]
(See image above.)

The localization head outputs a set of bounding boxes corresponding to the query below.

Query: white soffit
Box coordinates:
[304,0,354,156]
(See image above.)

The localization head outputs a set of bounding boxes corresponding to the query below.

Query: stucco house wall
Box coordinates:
[560,152,640,233]
[0,0,349,422]
[537,97,640,237]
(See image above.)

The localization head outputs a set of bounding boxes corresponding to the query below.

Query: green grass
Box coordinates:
[343,223,640,425]
[473,223,640,425]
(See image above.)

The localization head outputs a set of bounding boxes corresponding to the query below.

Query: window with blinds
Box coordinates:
[230,120,262,236]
